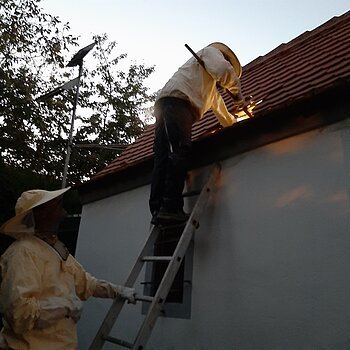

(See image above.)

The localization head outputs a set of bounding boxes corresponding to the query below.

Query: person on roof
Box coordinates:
[150,42,249,224]
[0,188,136,350]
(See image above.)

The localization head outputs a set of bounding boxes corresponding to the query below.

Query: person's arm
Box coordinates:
[70,257,136,304]
[199,47,244,126]
[211,90,237,127]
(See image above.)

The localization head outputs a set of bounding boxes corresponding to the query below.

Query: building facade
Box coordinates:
[76,11,350,349]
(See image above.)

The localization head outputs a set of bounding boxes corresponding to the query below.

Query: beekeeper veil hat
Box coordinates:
[0,188,70,238]
[209,42,242,78]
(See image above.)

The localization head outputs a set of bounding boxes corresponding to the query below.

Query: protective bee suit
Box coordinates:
[0,188,135,350]
[150,42,246,221]
[156,42,243,127]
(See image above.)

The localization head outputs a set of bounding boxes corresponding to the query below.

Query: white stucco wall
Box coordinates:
[76,119,350,349]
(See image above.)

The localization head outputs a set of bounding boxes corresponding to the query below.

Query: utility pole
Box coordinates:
[37,42,95,188]
[61,61,83,188]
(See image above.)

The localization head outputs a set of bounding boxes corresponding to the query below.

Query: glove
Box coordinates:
[93,279,136,304]
[66,295,83,322]
[36,295,83,328]
[116,286,136,304]
[36,307,68,329]
[230,98,245,114]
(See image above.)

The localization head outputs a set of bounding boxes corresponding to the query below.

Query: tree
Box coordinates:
[68,34,156,181]
[0,0,155,186]
[0,0,77,173]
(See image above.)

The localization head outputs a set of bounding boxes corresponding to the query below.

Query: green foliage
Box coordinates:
[0,0,78,181]
[70,34,156,180]
[0,0,155,186]
[0,160,61,225]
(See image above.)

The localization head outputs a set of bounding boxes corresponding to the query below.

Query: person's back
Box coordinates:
[0,188,136,350]
[156,44,243,124]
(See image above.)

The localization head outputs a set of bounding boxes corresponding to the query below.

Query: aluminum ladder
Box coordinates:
[89,163,221,350]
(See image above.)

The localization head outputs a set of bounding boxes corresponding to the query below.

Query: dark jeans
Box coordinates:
[149,97,196,214]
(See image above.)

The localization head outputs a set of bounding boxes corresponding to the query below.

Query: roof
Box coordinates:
[90,10,350,183]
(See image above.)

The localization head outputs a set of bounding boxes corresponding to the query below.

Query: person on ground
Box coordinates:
[0,188,136,350]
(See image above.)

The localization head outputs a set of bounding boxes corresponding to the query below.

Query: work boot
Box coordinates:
[156,207,189,224]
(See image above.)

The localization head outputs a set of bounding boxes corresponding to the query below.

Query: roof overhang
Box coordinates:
[77,80,350,205]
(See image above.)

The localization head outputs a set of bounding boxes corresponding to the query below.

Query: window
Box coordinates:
[142,224,194,319]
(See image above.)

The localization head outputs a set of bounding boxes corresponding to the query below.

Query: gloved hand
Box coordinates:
[230,99,245,114]
[116,286,136,304]
[230,95,255,119]
[36,295,83,328]
[36,307,68,329]
[66,295,83,323]
[93,279,136,304]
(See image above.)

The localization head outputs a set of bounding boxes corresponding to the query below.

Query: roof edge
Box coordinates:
[77,82,350,204]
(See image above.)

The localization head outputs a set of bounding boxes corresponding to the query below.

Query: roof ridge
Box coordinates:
[243,10,350,72]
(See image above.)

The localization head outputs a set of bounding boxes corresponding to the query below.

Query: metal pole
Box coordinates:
[61,62,83,188]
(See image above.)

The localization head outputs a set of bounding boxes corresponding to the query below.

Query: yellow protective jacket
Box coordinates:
[156,45,242,127]
[0,235,98,350]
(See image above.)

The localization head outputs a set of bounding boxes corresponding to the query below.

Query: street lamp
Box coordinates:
[37,42,95,188]
[62,42,95,188]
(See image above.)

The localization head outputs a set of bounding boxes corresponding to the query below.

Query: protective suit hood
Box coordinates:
[209,42,242,78]
[0,188,70,238]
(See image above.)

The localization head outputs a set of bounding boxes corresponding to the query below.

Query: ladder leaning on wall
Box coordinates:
[89,163,221,350]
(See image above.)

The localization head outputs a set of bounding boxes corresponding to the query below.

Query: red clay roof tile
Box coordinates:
[92,10,350,181]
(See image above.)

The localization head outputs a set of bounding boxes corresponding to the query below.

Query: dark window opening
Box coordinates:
[142,223,194,319]
[150,225,186,303]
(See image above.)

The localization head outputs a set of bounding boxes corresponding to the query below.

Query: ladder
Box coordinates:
[89,163,221,350]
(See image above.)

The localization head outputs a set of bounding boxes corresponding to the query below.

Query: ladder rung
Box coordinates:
[154,238,182,245]
[136,295,154,303]
[104,335,133,348]
[142,256,172,262]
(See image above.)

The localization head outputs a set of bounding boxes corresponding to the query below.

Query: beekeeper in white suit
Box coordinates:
[149,42,252,225]
[0,188,136,350]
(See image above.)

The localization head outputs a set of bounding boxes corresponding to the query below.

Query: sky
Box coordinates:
[40,0,350,93]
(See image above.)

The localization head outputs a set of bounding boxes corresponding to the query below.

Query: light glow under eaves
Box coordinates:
[236,99,262,121]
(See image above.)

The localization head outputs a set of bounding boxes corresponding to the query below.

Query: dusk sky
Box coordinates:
[41,0,350,92]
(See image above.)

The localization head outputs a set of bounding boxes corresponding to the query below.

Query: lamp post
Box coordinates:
[61,61,83,188]
[37,42,95,188]
[62,42,95,188]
